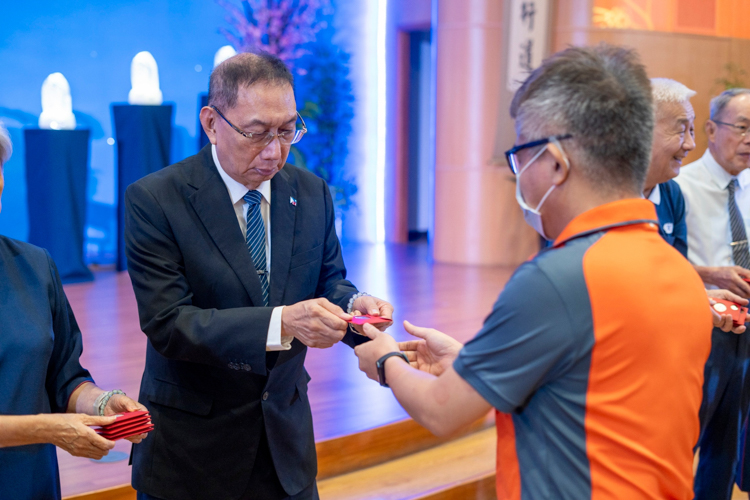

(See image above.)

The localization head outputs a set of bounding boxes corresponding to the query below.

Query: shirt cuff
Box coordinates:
[267,306,292,351]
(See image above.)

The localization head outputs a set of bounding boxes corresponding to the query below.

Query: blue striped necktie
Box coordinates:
[244,190,269,306]
[728,178,750,270]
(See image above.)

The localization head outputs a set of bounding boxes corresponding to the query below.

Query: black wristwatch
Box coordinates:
[376,352,409,388]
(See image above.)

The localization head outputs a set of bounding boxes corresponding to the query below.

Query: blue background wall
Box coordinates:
[0,1,375,257]
[0,1,231,260]
[0,2,337,262]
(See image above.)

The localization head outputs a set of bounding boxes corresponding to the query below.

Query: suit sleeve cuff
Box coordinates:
[266,306,292,351]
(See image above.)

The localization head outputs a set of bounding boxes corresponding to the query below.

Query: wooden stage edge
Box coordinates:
[64,415,495,500]
[65,485,134,500]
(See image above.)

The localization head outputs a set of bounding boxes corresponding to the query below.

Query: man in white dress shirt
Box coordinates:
[675,88,750,500]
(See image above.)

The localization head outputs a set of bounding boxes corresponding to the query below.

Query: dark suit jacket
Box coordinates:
[125,145,366,499]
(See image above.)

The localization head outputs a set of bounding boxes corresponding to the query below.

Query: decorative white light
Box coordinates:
[214,45,238,68]
[39,72,76,130]
[128,51,163,105]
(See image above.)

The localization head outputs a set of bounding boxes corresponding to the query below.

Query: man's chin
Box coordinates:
[669,161,683,177]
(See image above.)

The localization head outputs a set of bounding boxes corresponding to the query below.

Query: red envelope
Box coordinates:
[95,410,154,440]
[106,410,149,423]
[98,424,154,441]
[349,315,391,326]
[97,418,152,436]
[101,414,150,428]
[711,298,748,326]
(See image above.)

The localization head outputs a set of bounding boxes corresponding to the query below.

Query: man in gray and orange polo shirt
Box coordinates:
[353,44,713,499]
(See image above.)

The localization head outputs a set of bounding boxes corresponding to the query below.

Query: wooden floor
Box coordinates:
[58,241,516,497]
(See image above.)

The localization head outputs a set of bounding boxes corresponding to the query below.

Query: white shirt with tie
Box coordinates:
[675,149,750,270]
[212,145,292,350]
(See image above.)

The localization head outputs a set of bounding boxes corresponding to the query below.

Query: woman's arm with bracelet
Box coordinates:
[0,382,147,459]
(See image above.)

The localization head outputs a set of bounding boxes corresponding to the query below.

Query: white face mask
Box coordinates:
[514,140,569,240]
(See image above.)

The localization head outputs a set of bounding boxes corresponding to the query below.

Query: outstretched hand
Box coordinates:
[353,324,401,382]
[398,321,463,376]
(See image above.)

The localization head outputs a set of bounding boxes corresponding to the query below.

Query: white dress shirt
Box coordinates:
[647,183,661,205]
[212,145,292,350]
[675,149,750,271]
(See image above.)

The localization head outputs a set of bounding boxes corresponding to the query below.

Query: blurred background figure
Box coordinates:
[675,88,750,500]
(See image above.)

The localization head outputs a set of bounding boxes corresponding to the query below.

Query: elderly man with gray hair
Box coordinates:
[352,44,712,499]
[643,77,697,256]
[644,79,747,331]
[675,88,750,500]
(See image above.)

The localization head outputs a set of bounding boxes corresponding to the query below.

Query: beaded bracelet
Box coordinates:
[94,389,126,416]
[347,292,370,315]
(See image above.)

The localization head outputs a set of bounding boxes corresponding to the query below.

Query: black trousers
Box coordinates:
[137,481,317,500]
[694,327,750,500]
[136,430,318,500]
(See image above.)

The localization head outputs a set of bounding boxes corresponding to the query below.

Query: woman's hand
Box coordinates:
[104,394,150,444]
[43,413,116,459]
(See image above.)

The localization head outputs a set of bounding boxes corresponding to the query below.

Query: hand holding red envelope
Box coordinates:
[94,410,154,441]
[711,298,748,327]
[349,315,391,326]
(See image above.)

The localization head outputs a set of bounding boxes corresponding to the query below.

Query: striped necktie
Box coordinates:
[728,178,750,270]
[244,190,269,306]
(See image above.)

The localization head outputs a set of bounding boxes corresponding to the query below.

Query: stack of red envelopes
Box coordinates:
[95,410,154,441]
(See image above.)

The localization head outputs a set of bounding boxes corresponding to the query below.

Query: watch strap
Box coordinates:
[376,351,409,388]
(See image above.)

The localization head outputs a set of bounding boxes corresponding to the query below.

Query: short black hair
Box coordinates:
[208,52,294,110]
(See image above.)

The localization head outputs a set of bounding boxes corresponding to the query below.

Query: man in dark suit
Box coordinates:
[125,53,393,500]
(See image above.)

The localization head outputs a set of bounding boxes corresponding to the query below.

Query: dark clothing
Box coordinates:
[695,328,750,500]
[137,482,319,500]
[0,236,94,499]
[652,180,688,258]
[125,145,365,500]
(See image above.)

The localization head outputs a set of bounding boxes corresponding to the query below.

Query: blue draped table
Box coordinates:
[112,103,173,271]
[24,128,93,283]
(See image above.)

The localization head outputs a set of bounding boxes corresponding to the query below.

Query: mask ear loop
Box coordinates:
[517,143,550,177]
[531,138,571,213]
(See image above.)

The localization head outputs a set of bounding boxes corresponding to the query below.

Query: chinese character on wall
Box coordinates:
[507,0,549,91]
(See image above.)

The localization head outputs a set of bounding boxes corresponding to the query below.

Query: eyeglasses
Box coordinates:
[211,105,307,147]
[504,134,573,174]
[713,120,749,138]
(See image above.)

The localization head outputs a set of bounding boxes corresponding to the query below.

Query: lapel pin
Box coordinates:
[290,196,297,206]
